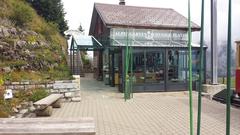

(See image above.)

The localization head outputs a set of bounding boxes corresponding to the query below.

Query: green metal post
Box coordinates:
[197,0,205,134]
[124,29,130,100]
[226,0,232,134]
[188,0,194,135]
[130,45,133,98]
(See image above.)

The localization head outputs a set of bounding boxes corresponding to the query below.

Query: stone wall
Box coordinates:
[4,80,78,91]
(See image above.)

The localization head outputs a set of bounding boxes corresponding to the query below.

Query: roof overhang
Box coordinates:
[70,35,103,51]
[105,24,201,32]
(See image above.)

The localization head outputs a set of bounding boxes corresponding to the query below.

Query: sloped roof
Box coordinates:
[93,3,200,31]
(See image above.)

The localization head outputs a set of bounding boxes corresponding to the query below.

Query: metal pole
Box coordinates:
[70,48,72,74]
[130,44,133,98]
[211,0,218,84]
[188,0,193,134]
[73,47,75,75]
[197,0,205,134]
[77,47,80,75]
[112,52,115,87]
[124,29,130,101]
[226,0,232,134]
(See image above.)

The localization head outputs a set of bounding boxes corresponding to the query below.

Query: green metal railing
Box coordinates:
[196,0,232,135]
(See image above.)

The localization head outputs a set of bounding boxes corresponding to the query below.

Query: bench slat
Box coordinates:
[34,94,63,106]
[0,118,95,135]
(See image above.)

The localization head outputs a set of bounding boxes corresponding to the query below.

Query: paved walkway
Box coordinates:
[52,74,240,135]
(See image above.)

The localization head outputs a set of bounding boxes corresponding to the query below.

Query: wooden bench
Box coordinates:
[0,118,95,135]
[33,94,63,116]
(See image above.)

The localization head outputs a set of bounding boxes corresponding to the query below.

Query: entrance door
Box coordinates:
[144,50,165,91]
[166,49,188,91]
[132,49,166,92]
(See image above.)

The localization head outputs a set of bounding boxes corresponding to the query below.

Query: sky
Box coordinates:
[62,0,240,44]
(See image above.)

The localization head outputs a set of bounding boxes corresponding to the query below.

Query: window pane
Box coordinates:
[168,50,187,82]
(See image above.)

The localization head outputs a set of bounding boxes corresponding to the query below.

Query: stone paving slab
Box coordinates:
[51,74,240,135]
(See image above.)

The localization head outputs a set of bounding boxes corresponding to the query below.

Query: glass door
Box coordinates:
[144,50,165,91]
[166,49,188,91]
[132,49,145,91]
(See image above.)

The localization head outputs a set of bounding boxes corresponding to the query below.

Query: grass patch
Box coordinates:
[0,60,27,69]
[29,88,49,102]
[10,1,34,27]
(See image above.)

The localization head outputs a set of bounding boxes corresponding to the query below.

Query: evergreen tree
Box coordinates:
[26,0,68,34]
[78,24,85,32]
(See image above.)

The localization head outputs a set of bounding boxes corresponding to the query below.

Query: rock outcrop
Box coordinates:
[0,25,63,72]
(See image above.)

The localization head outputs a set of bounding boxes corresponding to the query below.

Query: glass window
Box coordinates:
[168,50,187,83]
[192,50,200,81]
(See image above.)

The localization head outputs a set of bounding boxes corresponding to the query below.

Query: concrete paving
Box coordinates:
[51,74,240,135]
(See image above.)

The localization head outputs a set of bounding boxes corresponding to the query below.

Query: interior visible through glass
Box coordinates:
[146,51,165,83]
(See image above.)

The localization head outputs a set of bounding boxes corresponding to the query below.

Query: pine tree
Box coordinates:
[26,0,68,34]
[78,24,85,32]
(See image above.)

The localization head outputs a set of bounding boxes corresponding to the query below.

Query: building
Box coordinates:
[80,2,207,92]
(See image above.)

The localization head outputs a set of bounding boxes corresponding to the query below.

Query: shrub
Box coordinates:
[29,88,49,102]
[10,2,34,27]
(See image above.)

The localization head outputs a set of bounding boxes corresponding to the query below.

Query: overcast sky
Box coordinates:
[62,0,240,44]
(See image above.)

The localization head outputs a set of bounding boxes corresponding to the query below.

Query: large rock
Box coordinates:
[2,27,10,37]
[0,41,10,46]
[9,28,17,35]
[16,40,27,48]
[36,106,53,116]
[27,30,38,36]
[3,67,12,73]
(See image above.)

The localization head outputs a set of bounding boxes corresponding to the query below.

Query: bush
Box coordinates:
[29,88,49,102]
[10,2,34,27]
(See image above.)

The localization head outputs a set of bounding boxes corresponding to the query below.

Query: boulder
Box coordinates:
[3,67,12,73]
[2,27,10,37]
[9,28,17,35]
[0,41,10,46]
[27,30,38,36]
[16,40,27,48]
